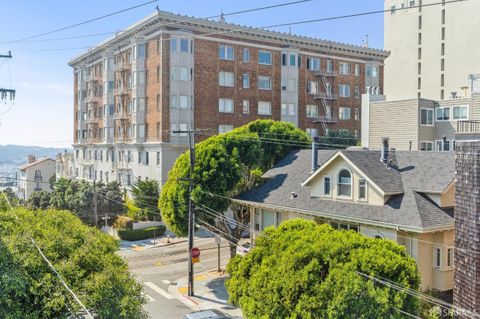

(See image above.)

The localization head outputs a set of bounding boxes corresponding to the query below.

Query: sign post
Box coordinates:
[191,247,200,264]
[215,235,221,272]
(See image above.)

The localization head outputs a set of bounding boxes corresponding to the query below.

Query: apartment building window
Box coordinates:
[180,39,189,53]
[337,169,352,197]
[242,74,250,88]
[366,66,378,77]
[138,124,145,138]
[434,246,442,269]
[219,98,234,113]
[219,124,234,133]
[242,48,250,62]
[441,59,445,71]
[436,139,451,151]
[420,108,434,125]
[127,151,131,163]
[145,124,149,138]
[156,152,160,165]
[339,62,350,75]
[420,141,434,151]
[436,107,450,121]
[219,71,234,87]
[289,54,296,67]
[156,66,160,82]
[306,104,318,118]
[307,57,320,71]
[339,84,350,97]
[441,27,445,40]
[307,81,318,94]
[442,9,445,24]
[447,247,453,269]
[145,152,149,165]
[306,128,318,138]
[242,100,250,114]
[452,105,468,120]
[258,101,272,115]
[418,33,422,45]
[179,95,190,109]
[137,44,146,59]
[258,51,272,65]
[157,122,161,138]
[170,95,178,109]
[281,103,296,116]
[180,67,190,81]
[418,77,422,90]
[441,43,445,56]
[409,1,415,7]
[418,15,422,29]
[354,64,360,76]
[138,151,142,164]
[354,108,359,120]
[323,176,331,196]
[258,76,272,90]
[219,45,234,60]
[441,90,445,100]
[418,62,421,75]
[326,60,334,73]
[170,66,177,80]
[157,94,161,111]
[355,86,360,98]
[339,107,351,120]
[441,74,445,87]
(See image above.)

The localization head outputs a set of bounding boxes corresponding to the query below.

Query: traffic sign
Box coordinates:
[215,235,221,244]
[192,257,200,264]
[190,247,200,258]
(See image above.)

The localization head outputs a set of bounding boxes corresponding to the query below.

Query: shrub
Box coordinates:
[118,225,166,241]
[113,215,133,230]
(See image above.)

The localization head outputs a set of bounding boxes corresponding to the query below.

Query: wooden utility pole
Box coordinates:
[0,51,15,103]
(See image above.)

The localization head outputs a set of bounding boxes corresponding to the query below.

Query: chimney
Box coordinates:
[27,155,36,164]
[380,137,389,164]
[311,136,320,173]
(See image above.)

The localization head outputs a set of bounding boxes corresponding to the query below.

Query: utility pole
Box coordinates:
[0,51,15,103]
[93,181,98,227]
[173,129,195,296]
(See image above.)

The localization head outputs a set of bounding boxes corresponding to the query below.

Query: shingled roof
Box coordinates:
[236,149,455,232]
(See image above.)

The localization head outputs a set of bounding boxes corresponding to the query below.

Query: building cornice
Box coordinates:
[69,10,389,67]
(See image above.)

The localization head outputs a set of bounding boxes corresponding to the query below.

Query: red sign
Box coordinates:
[190,247,200,258]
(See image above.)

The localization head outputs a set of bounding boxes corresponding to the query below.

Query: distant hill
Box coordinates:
[0,145,70,165]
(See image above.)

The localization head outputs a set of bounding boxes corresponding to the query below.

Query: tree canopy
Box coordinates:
[323,129,358,147]
[226,219,421,319]
[0,208,147,319]
[131,178,160,221]
[159,120,311,255]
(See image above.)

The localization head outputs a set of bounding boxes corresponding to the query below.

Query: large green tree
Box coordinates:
[160,120,311,256]
[131,178,160,221]
[0,208,147,319]
[226,219,421,319]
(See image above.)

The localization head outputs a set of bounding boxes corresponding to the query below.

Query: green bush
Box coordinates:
[118,225,166,241]
[114,215,134,230]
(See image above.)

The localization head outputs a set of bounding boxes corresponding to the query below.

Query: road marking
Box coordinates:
[145,282,174,300]
[162,279,171,285]
[145,294,155,302]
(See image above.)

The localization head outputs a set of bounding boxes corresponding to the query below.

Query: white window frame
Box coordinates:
[355,64,360,76]
[420,108,434,126]
[242,74,250,89]
[219,71,234,87]
[358,179,367,201]
[452,105,469,121]
[420,141,434,151]
[308,57,320,71]
[218,124,234,134]
[242,48,250,63]
[339,107,351,120]
[180,67,190,81]
[242,100,250,114]
[339,62,350,75]
[436,106,450,121]
[306,104,318,118]
[446,247,453,270]
[258,51,272,65]
[433,246,442,269]
[435,139,452,152]
[339,84,351,97]
[258,101,272,115]
[323,175,331,197]
[219,98,234,113]
[219,45,234,61]
[337,168,353,199]
[258,76,272,90]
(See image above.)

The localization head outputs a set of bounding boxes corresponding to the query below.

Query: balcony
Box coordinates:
[314,70,338,77]
[313,92,338,100]
[113,112,129,121]
[116,62,128,72]
[456,121,480,134]
[314,115,338,123]
[114,87,128,96]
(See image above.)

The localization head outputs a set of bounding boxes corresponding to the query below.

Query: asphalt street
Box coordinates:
[119,235,232,319]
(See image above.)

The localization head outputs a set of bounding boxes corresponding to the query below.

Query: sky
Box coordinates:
[0,0,384,148]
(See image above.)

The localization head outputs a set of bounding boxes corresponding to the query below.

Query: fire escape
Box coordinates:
[313,69,338,134]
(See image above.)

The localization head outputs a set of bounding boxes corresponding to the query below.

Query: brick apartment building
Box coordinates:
[68,10,388,186]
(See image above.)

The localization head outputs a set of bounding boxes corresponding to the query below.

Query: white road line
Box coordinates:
[145,294,155,302]
[145,282,175,300]
[162,279,171,285]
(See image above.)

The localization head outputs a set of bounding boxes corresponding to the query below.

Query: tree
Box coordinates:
[323,129,358,147]
[131,179,160,221]
[0,208,147,319]
[160,120,311,257]
[27,190,51,210]
[0,188,19,211]
[226,219,421,319]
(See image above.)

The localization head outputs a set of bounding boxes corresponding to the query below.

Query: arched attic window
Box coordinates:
[337,169,352,197]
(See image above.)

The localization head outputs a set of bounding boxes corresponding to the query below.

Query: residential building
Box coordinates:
[56,151,76,180]
[18,155,56,200]
[68,10,388,187]
[235,145,455,292]
[361,85,480,151]
[384,0,480,100]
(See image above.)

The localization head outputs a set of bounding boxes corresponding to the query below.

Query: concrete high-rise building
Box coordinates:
[384,0,480,101]
[68,10,388,187]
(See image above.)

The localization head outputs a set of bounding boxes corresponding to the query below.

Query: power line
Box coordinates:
[0,0,159,45]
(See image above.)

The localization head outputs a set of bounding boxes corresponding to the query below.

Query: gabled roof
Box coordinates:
[236,149,455,232]
[18,157,55,171]
[302,150,404,194]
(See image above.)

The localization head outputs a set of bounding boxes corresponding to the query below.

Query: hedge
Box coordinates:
[118,225,166,241]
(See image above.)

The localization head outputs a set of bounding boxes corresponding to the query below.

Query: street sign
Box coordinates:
[214,235,221,244]
[192,257,200,264]
[190,247,200,258]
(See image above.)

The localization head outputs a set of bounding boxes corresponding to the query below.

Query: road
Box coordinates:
[119,234,232,319]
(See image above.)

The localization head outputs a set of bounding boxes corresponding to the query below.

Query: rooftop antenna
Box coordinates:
[219,8,225,23]
[364,34,369,48]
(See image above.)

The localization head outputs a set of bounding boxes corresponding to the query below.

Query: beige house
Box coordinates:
[361,91,480,151]
[234,147,455,292]
[18,156,56,200]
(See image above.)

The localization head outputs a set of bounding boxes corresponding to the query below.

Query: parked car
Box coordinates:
[184,309,232,319]
[236,239,252,256]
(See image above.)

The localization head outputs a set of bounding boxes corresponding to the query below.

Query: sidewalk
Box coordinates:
[168,270,243,318]
[119,230,186,251]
